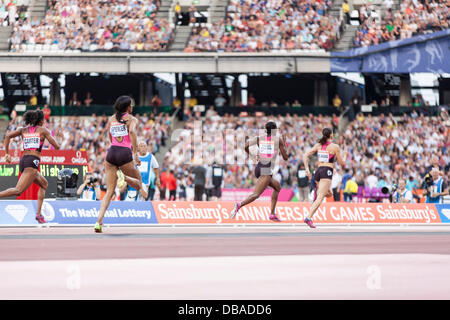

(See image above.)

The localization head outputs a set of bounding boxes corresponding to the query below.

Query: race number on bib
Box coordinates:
[110,123,128,138]
[23,133,41,149]
[138,161,149,173]
[259,141,275,158]
[317,150,329,163]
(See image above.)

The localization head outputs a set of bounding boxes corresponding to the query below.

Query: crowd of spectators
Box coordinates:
[353,0,449,47]
[159,106,448,202]
[339,111,449,198]
[185,0,341,52]
[9,0,173,52]
[0,1,28,26]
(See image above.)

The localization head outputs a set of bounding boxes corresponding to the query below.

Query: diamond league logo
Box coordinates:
[5,205,28,223]
[41,201,55,222]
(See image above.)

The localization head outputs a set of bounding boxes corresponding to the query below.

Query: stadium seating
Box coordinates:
[185,0,341,52]
[353,0,449,48]
[9,0,173,52]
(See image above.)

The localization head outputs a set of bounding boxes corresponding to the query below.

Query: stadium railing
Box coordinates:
[211,105,445,117]
[19,105,174,116]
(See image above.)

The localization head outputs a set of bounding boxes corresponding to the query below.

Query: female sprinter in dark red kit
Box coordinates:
[94,95,146,233]
[230,121,289,221]
[303,127,345,228]
[0,109,60,223]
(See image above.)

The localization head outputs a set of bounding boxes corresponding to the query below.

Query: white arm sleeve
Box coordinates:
[151,154,159,169]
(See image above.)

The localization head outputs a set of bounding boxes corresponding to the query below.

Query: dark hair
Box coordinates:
[113,95,133,123]
[23,110,44,127]
[265,121,277,136]
[318,127,332,145]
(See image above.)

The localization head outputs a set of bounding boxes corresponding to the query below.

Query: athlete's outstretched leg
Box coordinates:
[230,176,271,219]
[240,175,271,208]
[34,172,48,223]
[0,168,36,198]
[96,161,118,232]
[120,162,147,200]
[268,178,282,221]
[305,179,331,228]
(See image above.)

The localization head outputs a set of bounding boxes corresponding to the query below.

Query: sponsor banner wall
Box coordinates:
[221,189,294,202]
[0,200,448,226]
[153,201,445,225]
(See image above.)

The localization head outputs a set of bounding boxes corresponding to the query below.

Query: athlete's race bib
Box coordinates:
[259,140,275,158]
[317,150,329,163]
[23,133,41,150]
[110,122,128,138]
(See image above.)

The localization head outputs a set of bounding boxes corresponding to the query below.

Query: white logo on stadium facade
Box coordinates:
[41,202,55,221]
[5,205,28,223]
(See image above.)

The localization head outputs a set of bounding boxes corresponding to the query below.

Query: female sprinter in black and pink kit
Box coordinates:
[303,127,345,228]
[230,121,288,221]
[0,109,60,223]
[94,96,147,233]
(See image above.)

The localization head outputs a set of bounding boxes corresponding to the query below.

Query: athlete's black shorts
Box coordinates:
[254,162,272,179]
[314,166,333,182]
[19,155,40,173]
[106,146,133,167]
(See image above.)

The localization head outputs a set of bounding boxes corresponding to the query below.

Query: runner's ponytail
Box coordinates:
[318,127,332,145]
[113,95,133,124]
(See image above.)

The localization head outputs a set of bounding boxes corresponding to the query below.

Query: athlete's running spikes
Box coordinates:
[269,214,282,222]
[304,217,316,228]
[94,222,103,233]
[230,202,240,219]
[35,214,46,224]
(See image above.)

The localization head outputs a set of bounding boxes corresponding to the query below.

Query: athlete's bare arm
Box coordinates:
[127,116,141,167]
[279,135,289,161]
[42,127,61,150]
[333,144,346,168]
[303,144,319,179]
[106,116,113,142]
[3,128,23,163]
[244,136,258,155]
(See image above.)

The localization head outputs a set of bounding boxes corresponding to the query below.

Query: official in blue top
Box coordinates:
[123,141,160,201]
[425,168,448,204]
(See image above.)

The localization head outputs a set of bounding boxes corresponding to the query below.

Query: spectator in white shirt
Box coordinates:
[366,171,379,189]
[383,0,394,9]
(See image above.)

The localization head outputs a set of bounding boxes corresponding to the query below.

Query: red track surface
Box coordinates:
[1,226,450,299]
